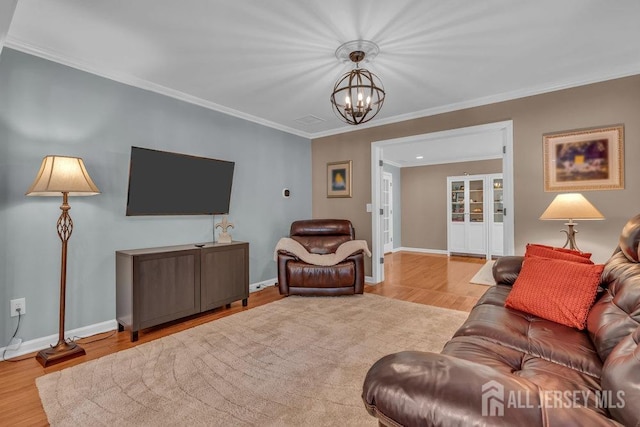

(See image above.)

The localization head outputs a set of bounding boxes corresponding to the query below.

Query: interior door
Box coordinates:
[466,178,486,255]
[489,174,504,256]
[448,178,466,253]
[382,172,394,253]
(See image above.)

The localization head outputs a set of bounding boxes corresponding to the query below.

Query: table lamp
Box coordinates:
[539,193,604,252]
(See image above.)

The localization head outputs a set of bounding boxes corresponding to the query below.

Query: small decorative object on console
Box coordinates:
[215,216,234,243]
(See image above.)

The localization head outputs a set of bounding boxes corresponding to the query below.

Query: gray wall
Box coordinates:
[0,48,311,343]
[401,160,502,250]
[382,162,401,249]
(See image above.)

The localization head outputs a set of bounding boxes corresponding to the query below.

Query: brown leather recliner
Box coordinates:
[277,219,365,296]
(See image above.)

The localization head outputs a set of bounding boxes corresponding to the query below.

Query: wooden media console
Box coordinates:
[116,241,249,341]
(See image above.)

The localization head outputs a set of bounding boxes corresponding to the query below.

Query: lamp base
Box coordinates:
[561,223,580,251]
[36,340,85,367]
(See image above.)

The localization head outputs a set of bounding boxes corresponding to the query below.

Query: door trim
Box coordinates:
[371,120,514,283]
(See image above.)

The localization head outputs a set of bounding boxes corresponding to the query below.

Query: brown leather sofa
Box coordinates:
[362,215,640,426]
[277,219,365,296]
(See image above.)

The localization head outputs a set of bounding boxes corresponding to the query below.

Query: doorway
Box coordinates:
[370,120,515,283]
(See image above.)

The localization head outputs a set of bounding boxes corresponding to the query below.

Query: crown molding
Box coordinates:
[4,36,315,140]
[311,65,640,140]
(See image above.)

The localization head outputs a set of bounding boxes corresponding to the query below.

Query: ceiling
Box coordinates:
[383,126,504,168]
[4,0,640,140]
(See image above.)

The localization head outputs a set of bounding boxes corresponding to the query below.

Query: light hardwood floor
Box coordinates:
[0,252,489,426]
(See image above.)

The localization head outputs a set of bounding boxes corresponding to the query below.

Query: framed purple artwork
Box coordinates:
[543,125,624,191]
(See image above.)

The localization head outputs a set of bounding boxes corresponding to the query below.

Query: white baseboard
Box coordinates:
[1,319,118,360]
[250,277,277,293]
[252,276,377,288]
[251,276,379,291]
[395,247,449,255]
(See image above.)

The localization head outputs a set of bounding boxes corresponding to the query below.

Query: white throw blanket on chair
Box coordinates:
[274,237,371,266]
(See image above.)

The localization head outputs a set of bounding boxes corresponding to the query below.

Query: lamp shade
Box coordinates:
[539,193,604,221]
[25,156,100,196]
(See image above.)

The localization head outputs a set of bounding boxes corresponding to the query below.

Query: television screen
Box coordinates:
[126,147,235,216]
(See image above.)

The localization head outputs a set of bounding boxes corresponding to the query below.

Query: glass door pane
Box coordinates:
[468,179,484,223]
[493,178,503,223]
[383,177,391,244]
[451,180,464,222]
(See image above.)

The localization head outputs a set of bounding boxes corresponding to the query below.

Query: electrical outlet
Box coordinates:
[10,298,26,317]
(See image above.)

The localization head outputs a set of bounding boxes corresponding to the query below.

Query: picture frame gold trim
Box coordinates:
[327,160,352,198]
[543,125,624,192]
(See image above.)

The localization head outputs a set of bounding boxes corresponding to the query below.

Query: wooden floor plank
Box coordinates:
[0,252,487,426]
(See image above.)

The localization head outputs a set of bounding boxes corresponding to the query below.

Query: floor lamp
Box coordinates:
[539,193,604,252]
[26,156,100,367]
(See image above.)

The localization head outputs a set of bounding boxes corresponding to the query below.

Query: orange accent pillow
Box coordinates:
[505,257,604,330]
[525,243,593,264]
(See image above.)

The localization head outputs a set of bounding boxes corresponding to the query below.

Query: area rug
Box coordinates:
[469,260,496,286]
[37,294,469,426]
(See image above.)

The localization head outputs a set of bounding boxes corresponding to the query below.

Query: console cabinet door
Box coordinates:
[200,243,249,311]
[135,250,201,329]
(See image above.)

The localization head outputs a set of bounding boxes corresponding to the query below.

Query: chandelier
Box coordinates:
[330,40,385,125]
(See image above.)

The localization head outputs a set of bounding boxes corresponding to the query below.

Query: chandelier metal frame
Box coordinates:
[330,40,385,126]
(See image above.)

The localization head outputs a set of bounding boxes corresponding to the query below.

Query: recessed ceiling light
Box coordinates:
[416,155,424,159]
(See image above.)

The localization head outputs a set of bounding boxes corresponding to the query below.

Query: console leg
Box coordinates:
[242,298,248,307]
[225,303,231,309]
[117,323,124,332]
[131,331,139,342]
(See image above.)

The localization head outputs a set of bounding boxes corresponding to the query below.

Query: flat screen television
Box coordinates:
[126,147,235,216]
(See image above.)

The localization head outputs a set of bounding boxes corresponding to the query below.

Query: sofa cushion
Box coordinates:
[454,302,603,378]
[619,213,640,262]
[474,284,512,307]
[602,328,640,426]
[525,243,593,264]
[362,351,617,426]
[291,235,353,255]
[505,257,604,329]
[443,336,608,417]
[587,251,640,361]
[492,256,524,286]
[289,219,354,254]
[286,260,355,287]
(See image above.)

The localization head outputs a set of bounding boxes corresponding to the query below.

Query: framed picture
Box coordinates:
[543,125,624,191]
[327,160,352,198]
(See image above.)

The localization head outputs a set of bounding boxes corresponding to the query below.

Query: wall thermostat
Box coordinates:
[282,188,290,198]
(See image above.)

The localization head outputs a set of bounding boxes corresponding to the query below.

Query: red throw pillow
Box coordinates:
[505,257,604,330]
[525,243,593,264]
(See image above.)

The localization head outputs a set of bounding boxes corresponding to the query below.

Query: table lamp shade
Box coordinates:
[540,193,604,221]
[25,156,100,196]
